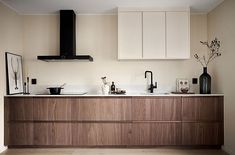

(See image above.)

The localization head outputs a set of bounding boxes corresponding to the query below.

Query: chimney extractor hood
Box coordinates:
[37,10,93,62]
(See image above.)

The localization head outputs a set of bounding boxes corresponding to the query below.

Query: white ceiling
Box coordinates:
[0,0,224,15]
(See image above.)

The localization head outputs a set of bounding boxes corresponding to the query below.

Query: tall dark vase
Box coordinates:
[200,67,211,94]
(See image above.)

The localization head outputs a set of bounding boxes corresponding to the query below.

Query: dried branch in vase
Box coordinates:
[194,38,222,67]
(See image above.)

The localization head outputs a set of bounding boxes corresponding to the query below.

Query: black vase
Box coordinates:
[199,67,211,94]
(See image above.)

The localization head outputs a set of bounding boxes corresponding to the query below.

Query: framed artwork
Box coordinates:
[5,52,24,95]
[176,78,190,93]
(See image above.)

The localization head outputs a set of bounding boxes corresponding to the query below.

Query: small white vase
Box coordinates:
[101,84,109,95]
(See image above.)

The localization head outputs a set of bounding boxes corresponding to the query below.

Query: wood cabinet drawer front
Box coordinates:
[72,123,132,145]
[6,123,72,146]
[182,123,223,145]
[6,98,33,121]
[34,123,72,145]
[6,123,34,145]
[71,98,132,121]
[33,98,72,121]
[132,97,181,121]
[182,97,223,121]
[5,96,224,147]
[131,122,182,145]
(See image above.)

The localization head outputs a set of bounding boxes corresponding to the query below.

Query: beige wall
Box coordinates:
[208,0,235,154]
[23,14,208,94]
[0,2,209,152]
[0,2,23,152]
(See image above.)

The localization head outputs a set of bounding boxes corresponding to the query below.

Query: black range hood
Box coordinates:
[38,10,93,62]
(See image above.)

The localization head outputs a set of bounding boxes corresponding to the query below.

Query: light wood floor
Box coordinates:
[0,149,229,155]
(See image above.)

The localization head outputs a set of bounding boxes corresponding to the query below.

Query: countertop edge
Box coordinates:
[4,94,224,97]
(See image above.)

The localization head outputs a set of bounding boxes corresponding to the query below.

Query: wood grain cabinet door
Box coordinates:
[131,122,182,145]
[5,97,33,121]
[34,123,72,145]
[182,97,224,121]
[182,122,223,145]
[132,97,181,121]
[72,123,132,146]
[6,123,34,145]
[71,97,132,121]
[33,98,72,121]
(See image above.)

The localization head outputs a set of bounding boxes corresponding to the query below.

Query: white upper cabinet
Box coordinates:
[118,8,190,60]
[166,12,190,59]
[143,12,166,59]
[118,12,142,59]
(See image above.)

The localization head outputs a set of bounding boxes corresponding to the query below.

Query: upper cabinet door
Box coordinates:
[143,12,166,59]
[166,12,190,59]
[118,12,142,59]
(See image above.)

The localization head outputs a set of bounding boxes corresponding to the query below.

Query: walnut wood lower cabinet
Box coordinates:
[131,122,182,145]
[72,123,132,146]
[34,123,72,145]
[71,98,132,121]
[4,96,224,147]
[182,122,223,145]
[131,97,181,121]
[7,123,34,145]
[181,96,224,146]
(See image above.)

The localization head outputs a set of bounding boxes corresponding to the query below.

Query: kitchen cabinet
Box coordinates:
[5,97,33,121]
[34,123,72,146]
[182,97,223,121]
[143,12,166,59]
[166,12,190,59]
[71,97,132,121]
[182,122,223,145]
[118,12,142,59]
[132,122,181,145]
[131,97,181,121]
[7,123,34,145]
[118,9,190,60]
[33,98,72,121]
[72,123,132,146]
[182,96,224,145]
[4,95,223,147]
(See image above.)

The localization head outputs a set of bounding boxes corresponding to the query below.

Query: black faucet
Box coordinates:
[145,71,157,93]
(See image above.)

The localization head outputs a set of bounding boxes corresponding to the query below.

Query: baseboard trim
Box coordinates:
[0,146,7,153]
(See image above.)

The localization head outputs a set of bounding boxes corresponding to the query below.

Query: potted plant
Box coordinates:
[194,38,222,94]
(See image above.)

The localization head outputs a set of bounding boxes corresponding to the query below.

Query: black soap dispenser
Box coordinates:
[111,82,115,94]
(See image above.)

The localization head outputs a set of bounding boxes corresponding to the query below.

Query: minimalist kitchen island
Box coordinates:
[4,94,224,148]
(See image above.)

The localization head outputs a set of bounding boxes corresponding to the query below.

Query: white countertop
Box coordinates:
[5,93,224,97]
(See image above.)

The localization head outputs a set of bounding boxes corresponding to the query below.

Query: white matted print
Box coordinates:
[5,52,23,95]
[176,79,189,93]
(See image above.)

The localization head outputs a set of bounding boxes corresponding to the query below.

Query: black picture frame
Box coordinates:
[5,52,24,95]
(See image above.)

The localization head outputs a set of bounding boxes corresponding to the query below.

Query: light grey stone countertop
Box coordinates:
[5,93,224,97]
